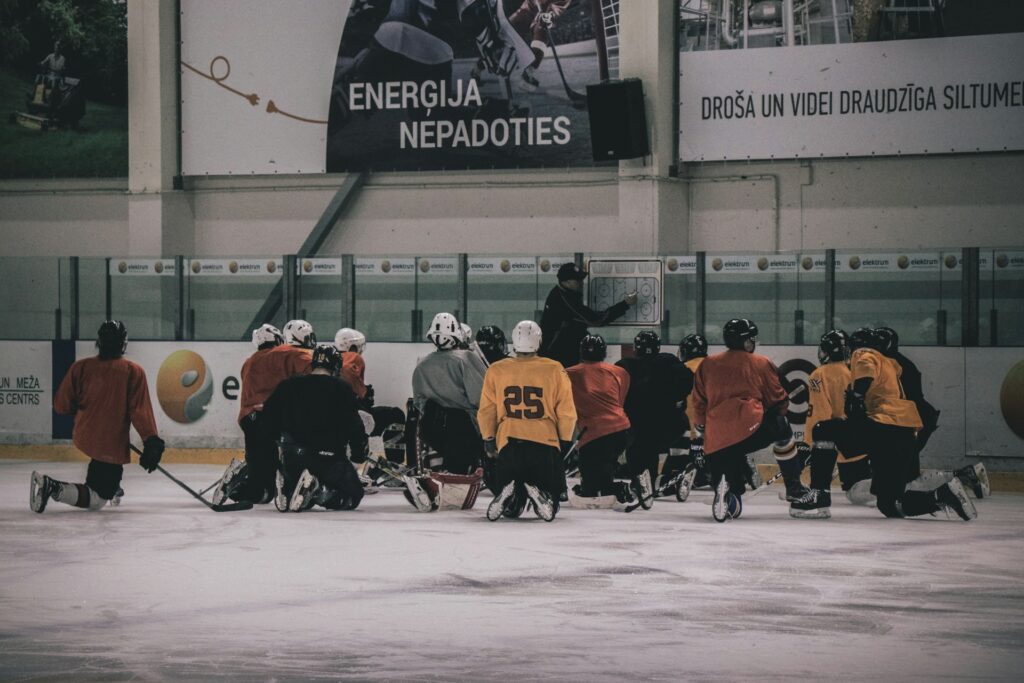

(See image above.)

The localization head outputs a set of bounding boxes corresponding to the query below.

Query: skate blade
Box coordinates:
[789,507,831,519]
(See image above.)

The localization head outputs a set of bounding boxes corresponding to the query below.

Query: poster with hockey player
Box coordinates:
[325,0,605,172]
[181,0,607,174]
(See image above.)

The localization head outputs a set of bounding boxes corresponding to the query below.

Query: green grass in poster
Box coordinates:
[0,68,128,179]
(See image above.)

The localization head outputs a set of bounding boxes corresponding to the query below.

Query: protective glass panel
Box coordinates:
[834,251,945,346]
[108,258,178,340]
[0,257,60,339]
[354,258,416,342]
[466,256,540,338]
[661,255,697,346]
[415,257,460,337]
[296,259,345,343]
[187,259,282,341]
[704,254,805,345]
[990,250,1024,346]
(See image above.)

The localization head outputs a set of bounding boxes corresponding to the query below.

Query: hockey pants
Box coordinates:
[578,429,632,497]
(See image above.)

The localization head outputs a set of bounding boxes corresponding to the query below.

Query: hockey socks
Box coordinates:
[30,472,108,512]
[775,442,809,502]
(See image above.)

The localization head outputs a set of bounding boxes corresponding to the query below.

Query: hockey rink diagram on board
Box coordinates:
[587,259,662,325]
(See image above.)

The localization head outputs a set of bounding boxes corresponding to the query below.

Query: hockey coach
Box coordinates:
[539,262,636,368]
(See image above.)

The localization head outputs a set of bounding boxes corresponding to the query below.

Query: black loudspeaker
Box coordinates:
[586,78,650,162]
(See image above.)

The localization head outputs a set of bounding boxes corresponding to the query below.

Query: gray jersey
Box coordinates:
[412,349,487,420]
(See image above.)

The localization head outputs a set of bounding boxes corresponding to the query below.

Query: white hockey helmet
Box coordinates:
[252,323,284,349]
[426,312,461,350]
[283,319,316,348]
[334,327,366,354]
[459,323,472,345]
[511,320,542,354]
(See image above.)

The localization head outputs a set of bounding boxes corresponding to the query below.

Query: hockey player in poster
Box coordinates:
[32,321,165,513]
[566,334,638,510]
[212,324,312,506]
[692,319,794,522]
[261,345,368,512]
[615,330,692,509]
[412,312,489,475]
[834,328,978,521]
[479,320,577,521]
[506,0,572,87]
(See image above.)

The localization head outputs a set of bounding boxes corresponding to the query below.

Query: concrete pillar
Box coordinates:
[127,0,194,256]
[617,0,687,254]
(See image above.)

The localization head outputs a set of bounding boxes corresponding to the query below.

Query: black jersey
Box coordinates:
[262,374,368,458]
[615,353,693,443]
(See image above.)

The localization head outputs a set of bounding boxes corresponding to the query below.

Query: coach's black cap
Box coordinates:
[557,262,588,282]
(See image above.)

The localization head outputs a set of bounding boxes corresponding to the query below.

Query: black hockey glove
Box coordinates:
[362,384,375,409]
[690,429,705,469]
[844,389,867,422]
[139,435,165,473]
[484,439,498,459]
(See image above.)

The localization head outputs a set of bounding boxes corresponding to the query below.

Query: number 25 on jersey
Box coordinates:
[503,386,545,419]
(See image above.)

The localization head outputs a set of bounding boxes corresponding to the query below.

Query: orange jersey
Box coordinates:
[566,361,631,447]
[238,345,311,422]
[850,348,922,429]
[804,361,851,444]
[684,356,705,429]
[54,356,158,465]
[693,350,788,454]
[478,355,577,450]
[341,352,367,399]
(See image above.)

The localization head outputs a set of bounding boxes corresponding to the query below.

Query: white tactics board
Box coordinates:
[587,259,662,325]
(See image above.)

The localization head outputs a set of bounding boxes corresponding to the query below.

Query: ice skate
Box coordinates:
[523,482,556,522]
[274,470,289,512]
[212,458,246,506]
[955,463,989,499]
[935,478,978,521]
[712,476,730,523]
[726,492,743,519]
[675,468,697,502]
[790,489,832,519]
[781,477,810,503]
[288,469,319,512]
[520,65,539,88]
[487,481,516,521]
[403,475,434,512]
[109,487,125,507]
[631,470,654,510]
[30,471,56,513]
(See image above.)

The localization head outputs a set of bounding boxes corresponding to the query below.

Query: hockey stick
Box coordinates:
[130,444,253,512]
[534,2,588,109]
[561,427,588,477]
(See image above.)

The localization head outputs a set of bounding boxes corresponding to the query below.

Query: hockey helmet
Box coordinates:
[252,323,284,349]
[97,320,127,358]
[426,312,461,350]
[723,318,758,351]
[283,319,316,349]
[311,344,342,375]
[818,329,849,365]
[580,334,607,362]
[334,327,366,354]
[475,325,508,362]
[873,326,899,356]
[511,320,542,354]
[678,333,708,361]
[633,330,661,358]
[459,323,473,349]
[848,327,880,352]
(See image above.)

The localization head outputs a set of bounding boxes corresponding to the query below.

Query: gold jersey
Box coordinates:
[684,356,704,429]
[804,361,851,444]
[478,355,577,450]
[850,348,923,429]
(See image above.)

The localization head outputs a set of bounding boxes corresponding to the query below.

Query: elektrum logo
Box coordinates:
[156,350,213,424]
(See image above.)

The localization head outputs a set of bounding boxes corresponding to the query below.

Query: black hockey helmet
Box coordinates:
[873,327,899,356]
[96,320,127,358]
[580,334,607,362]
[848,327,880,352]
[818,329,849,365]
[678,334,708,361]
[475,325,508,362]
[311,344,342,375]
[633,330,660,358]
[723,318,758,351]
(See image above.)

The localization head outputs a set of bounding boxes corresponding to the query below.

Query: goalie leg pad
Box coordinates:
[431,468,485,510]
[845,479,876,506]
[403,475,437,512]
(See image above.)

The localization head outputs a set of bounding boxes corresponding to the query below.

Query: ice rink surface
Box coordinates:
[2,459,1023,682]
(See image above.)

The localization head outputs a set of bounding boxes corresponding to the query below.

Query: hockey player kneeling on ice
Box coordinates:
[692,319,794,523]
[32,321,164,513]
[213,324,312,506]
[413,313,489,477]
[566,334,640,511]
[261,345,367,512]
[838,329,977,521]
[475,325,510,366]
[479,320,577,522]
[615,330,693,507]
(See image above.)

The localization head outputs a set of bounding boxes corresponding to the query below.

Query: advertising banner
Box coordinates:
[468,257,538,276]
[298,258,343,276]
[186,259,283,277]
[679,26,1024,161]
[355,258,417,276]
[0,342,52,444]
[109,259,177,277]
[181,0,607,175]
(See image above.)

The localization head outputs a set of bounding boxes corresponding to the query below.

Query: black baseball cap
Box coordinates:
[557,262,588,282]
